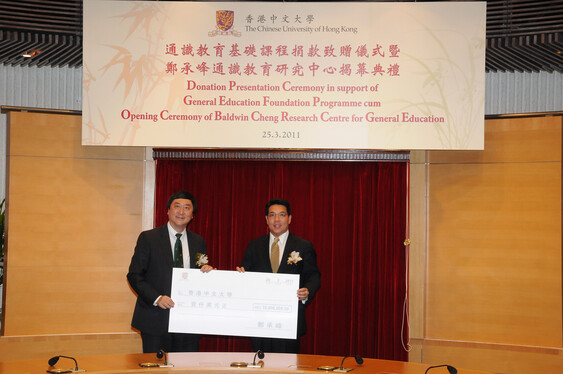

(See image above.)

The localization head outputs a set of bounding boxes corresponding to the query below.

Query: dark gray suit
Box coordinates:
[240,233,321,352]
[127,224,207,351]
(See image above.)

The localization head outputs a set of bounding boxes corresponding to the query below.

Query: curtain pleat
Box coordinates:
[154,159,408,360]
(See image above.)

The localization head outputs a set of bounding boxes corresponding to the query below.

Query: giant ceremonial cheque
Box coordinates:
[169,269,300,339]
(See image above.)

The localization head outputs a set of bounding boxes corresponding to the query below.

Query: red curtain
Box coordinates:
[154,158,408,361]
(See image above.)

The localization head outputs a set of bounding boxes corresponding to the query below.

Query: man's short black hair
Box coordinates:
[265,198,291,215]
[167,190,197,212]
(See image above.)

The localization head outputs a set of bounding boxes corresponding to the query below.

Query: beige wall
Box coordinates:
[409,115,563,373]
[0,110,146,360]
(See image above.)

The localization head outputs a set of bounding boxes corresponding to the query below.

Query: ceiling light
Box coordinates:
[22,49,41,58]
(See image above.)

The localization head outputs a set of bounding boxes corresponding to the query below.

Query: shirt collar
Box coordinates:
[270,230,289,245]
[167,222,186,238]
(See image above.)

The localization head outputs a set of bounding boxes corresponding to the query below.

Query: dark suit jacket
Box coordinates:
[127,224,207,335]
[239,233,321,337]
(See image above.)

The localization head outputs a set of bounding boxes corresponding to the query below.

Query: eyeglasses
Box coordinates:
[267,212,288,218]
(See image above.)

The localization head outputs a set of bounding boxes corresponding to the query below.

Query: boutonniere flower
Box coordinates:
[195,253,208,267]
[287,251,302,265]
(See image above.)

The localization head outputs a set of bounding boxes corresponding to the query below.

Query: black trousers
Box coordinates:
[141,332,200,353]
[251,337,300,354]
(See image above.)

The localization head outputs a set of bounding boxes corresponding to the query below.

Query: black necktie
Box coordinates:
[174,233,183,268]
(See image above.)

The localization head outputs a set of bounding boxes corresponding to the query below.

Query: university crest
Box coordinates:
[209,10,241,37]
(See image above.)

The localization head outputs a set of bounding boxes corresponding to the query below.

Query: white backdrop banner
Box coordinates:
[83,1,486,149]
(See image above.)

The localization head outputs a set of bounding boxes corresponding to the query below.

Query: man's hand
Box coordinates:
[236,266,245,272]
[297,287,309,301]
[157,295,175,309]
[200,264,214,272]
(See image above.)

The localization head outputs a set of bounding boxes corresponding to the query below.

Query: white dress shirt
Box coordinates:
[168,222,190,268]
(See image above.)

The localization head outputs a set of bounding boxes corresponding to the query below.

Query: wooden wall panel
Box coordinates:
[408,151,428,340]
[3,111,145,338]
[408,115,563,374]
[429,116,561,164]
[0,333,141,361]
[427,162,561,346]
[412,339,563,374]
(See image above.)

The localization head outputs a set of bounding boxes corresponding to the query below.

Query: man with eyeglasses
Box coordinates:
[237,198,321,353]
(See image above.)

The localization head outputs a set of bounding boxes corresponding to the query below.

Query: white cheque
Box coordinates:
[169,269,299,339]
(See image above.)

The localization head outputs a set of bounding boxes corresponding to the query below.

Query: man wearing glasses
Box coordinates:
[237,198,321,353]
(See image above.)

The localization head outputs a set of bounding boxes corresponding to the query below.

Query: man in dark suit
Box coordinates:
[237,198,321,353]
[127,190,213,353]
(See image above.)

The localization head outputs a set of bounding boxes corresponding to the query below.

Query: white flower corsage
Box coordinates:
[287,251,302,265]
[195,253,208,267]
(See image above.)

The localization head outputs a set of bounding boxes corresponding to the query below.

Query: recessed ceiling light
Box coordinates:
[22,49,41,58]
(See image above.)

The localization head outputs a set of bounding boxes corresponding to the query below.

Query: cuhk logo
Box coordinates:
[209,10,241,37]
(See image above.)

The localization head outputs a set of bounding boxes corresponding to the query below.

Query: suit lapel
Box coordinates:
[277,234,296,273]
[260,235,273,272]
[160,225,174,266]
[186,230,199,268]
